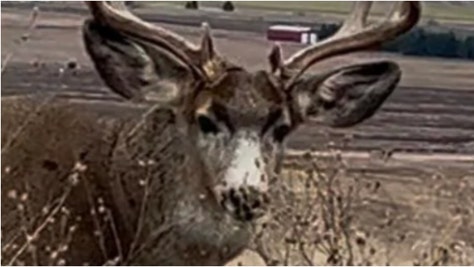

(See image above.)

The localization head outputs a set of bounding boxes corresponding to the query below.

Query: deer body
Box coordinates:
[2,1,420,265]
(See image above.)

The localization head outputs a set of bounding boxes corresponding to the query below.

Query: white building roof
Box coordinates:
[268,25,311,32]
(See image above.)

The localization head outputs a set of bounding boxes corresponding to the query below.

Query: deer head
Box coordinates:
[83,1,420,221]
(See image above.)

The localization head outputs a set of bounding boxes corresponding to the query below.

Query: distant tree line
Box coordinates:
[318,23,474,60]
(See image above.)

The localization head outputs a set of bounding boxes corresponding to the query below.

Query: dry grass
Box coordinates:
[236,151,474,266]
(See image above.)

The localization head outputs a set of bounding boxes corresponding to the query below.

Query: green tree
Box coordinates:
[458,36,474,59]
[442,31,458,58]
[466,37,474,59]
[423,31,458,58]
[382,28,426,56]
[397,28,426,55]
[318,23,339,41]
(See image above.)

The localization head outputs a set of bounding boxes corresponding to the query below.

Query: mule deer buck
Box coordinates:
[1,1,420,265]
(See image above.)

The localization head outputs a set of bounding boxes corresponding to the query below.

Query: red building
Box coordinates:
[267,25,318,44]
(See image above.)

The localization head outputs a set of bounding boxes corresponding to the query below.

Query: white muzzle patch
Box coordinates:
[221,134,267,191]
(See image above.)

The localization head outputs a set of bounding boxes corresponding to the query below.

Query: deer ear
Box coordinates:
[291,61,401,127]
[83,19,195,103]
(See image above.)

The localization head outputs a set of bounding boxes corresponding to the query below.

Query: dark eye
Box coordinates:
[197,115,220,135]
[273,124,291,142]
[261,109,282,136]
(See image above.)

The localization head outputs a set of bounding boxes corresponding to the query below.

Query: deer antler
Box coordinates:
[282,1,421,87]
[85,1,206,66]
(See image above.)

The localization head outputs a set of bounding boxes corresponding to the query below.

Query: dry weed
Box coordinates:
[249,148,474,266]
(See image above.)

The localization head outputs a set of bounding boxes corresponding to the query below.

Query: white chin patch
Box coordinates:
[222,135,267,191]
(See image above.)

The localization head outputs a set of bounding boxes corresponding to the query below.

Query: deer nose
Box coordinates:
[218,186,270,221]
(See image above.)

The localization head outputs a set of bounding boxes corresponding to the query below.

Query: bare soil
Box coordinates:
[2,5,474,265]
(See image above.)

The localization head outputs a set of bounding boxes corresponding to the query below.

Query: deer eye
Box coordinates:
[273,124,291,143]
[261,109,282,136]
[197,114,220,135]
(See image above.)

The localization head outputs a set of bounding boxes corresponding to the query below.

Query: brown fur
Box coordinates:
[191,69,286,131]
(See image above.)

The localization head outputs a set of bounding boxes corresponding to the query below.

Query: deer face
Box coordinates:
[189,70,289,219]
[83,2,420,221]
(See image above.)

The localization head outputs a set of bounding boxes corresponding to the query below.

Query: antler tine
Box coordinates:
[337,2,372,35]
[283,1,420,86]
[200,22,215,63]
[107,1,129,12]
[86,1,201,64]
